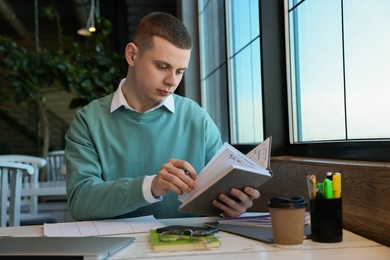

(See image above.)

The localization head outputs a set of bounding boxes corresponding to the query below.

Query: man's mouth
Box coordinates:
[158,89,171,96]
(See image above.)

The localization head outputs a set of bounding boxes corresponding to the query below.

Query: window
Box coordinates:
[227,0,263,144]
[198,0,263,144]
[286,0,390,142]
[198,0,229,142]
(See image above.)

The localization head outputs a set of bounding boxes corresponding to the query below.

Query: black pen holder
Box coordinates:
[310,198,342,243]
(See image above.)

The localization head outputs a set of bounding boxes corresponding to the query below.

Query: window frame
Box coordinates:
[192,0,390,162]
[282,0,390,161]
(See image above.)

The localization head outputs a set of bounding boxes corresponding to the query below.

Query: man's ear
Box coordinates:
[125,42,138,66]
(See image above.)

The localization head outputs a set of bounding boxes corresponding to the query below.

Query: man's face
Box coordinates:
[131,36,191,109]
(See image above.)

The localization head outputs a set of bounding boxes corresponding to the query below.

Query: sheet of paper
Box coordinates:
[43,215,165,237]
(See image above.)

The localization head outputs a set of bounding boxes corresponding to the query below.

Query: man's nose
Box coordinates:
[164,71,180,87]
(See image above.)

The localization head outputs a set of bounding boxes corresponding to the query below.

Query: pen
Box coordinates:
[316,182,324,199]
[308,175,316,199]
[182,169,191,176]
[306,175,312,199]
[332,172,341,198]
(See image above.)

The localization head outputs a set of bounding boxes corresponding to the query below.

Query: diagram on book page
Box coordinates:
[246,136,272,170]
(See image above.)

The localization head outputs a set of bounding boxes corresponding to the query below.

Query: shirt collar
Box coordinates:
[110,79,175,113]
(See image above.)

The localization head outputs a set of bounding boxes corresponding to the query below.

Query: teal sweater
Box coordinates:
[65,93,222,220]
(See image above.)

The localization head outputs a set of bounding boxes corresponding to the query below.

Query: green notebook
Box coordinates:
[149,229,221,252]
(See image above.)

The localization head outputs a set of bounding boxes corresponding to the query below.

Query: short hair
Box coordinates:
[132,12,192,53]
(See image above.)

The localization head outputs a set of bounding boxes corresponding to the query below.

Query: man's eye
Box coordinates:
[157,64,168,70]
[177,70,185,75]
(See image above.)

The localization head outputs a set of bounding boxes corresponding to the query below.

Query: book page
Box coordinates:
[178,144,234,202]
[178,142,268,203]
[246,136,272,170]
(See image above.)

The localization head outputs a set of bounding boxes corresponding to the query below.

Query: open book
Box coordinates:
[178,137,272,216]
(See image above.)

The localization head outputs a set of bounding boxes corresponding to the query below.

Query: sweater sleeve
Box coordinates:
[203,109,223,164]
[65,110,151,221]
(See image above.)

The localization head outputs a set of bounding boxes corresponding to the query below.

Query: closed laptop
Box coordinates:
[0,236,135,259]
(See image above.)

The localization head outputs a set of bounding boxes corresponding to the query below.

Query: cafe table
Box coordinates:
[0,216,388,259]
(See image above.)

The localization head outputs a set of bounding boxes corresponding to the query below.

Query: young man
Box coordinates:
[65,12,260,220]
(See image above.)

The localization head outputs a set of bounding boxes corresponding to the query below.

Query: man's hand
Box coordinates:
[151,159,197,197]
[212,187,260,217]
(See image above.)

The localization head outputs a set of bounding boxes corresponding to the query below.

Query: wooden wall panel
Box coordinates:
[249,156,390,246]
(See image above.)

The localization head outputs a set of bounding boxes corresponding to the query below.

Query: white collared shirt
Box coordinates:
[110,79,175,113]
[110,79,175,203]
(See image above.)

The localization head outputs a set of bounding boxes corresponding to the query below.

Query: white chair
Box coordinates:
[0,155,61,226]
[0,162,34,227]
[46,150,66,181]
[0,155,45,215]
[0,155,67,200]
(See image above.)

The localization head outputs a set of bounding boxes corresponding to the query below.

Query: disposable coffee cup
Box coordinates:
[268,196,306,247]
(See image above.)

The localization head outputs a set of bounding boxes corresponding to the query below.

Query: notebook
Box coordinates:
[0,236,135,259]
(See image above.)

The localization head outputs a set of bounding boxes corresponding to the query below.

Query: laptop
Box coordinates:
[0,236,135,259]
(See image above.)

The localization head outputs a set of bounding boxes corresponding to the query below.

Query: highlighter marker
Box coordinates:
[323,178,334,199]
[332,172,341,198]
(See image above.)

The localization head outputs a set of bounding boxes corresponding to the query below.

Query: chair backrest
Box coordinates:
[46,150,66,181]
[0,155,46,215]
[0,162,34,227]
[0,155,46,181]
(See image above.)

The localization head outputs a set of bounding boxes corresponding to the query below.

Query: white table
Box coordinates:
[0,217,388,259]
[21,180,67,217]
[22,181,67,196]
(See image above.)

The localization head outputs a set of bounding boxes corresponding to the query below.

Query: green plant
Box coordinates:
[0,36,71,158]
[65,19,126,108]
[0,6,126,158]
